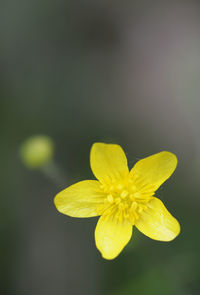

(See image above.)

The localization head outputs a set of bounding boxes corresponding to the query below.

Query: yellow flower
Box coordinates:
[54,143,180,260]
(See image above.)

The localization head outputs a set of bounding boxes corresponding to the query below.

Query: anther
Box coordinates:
[107,194,114,203]
[121,190,128,199]
[131,202,138,210]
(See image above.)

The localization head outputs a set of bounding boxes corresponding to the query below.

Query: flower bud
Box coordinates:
[20,135,54,169]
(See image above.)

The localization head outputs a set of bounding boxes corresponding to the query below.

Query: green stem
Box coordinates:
[40,160,67,188]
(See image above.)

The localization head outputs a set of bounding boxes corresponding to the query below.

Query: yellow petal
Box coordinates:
[54,180,105,217]
[130,151,177,192]
[135,197,180,241]
[95,212,133,259]
[90,143,129,184]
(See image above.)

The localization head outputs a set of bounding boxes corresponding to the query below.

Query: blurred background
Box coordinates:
[1,0,200,294]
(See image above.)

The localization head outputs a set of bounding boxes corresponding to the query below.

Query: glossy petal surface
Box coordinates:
[54,180,105,217]
[95,212,133,259]
[90,143,129,184]
[135,197,180,241]
[130,151,177,192]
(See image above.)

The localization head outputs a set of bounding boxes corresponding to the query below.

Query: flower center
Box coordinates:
[100,178,154,223]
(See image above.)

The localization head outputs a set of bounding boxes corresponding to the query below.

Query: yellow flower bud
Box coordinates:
[20,135,54,169]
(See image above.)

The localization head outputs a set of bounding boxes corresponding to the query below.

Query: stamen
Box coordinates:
[107,194,114,203]
[131,185,137,191]
[110,185,115,191]
[116,210,123,222]
[117,184,124,190]
[118,203,125,210]
[121,190,128,198]
[138,207,143,213]
[140,204,148,209]
[134,192,140,198]
[133,211,139,220]
[124,212,129,218]
[115,197,121,204]
[101,179,152,223]
[129,214,135,224]
[131,202,138,210]
[129,194,135,201]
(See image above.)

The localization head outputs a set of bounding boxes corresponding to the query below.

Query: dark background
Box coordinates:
[1,0,200,294]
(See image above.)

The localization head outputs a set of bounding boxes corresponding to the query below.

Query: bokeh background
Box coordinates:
[1,0,200,294]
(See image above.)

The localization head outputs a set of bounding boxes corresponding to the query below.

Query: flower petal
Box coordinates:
[95,212,133,259]
[54,180,105,217]
[135,197,180,241]
[130,151,177,192]
[90,143,129,184]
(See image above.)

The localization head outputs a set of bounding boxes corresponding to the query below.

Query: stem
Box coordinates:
[40,160,67,188]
